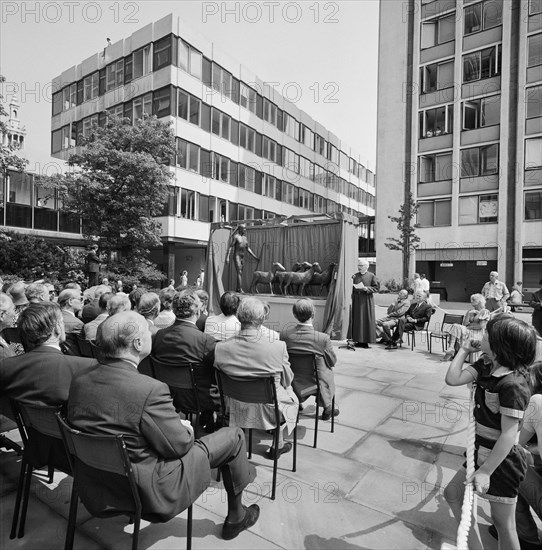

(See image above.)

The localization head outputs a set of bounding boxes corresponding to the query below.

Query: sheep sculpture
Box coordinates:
[283,262,321,296]
[250,262,286,294]
[274,261,310,295]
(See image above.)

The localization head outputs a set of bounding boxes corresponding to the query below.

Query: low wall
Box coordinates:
[374,293,440,307]
[257,295,328,333]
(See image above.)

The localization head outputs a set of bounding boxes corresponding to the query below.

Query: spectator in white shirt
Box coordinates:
[204,291,240,341]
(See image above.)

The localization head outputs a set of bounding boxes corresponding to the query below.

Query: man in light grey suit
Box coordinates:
[280,299,339,421]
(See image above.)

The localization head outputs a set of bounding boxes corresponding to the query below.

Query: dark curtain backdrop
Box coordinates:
[206,218,358,340]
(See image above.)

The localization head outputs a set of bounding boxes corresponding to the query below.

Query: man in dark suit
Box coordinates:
[86,244,101,287]
[81,284,111,324]
[386,290,433,349]
[280,299,339,421]
[0,302,97,464]
[57,288,84,355]
[67,311,259,539]
[152,290,218,417]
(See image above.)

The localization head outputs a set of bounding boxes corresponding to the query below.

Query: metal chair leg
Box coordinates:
[271,428,278,500]
[64,486,79,550]
[18,461,33,538]
[186,504,193,550]
[10,459,28,539]
[292,426,297,473]
[131,511,141,550]
[313,396,319,449]
[248,429,252,459]
[331,396,335,434]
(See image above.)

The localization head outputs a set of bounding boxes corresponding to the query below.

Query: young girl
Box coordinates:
[444,314,538,550]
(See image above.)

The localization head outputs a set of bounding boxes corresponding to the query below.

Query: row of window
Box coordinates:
[51,34,374,185]
[418,190,542,226]
[421,0,503,49]
[52,85,375,202]
[174,137,375,209]
[419,137,542,183]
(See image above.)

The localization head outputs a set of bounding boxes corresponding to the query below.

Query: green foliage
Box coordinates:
[380,277,412,293]
[384,192,420,280]
[102,257,167,290]
[38,114,176,261]
[0,230,86,285]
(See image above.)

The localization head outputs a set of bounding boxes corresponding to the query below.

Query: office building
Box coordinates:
[50,14,375,280]
[376,0,541,300]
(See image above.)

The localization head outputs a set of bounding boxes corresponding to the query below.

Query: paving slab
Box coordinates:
[337,392,403,431]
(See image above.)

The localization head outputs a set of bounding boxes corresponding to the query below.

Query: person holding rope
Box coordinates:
[444,315,537,550]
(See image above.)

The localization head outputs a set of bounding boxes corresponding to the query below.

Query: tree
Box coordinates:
[384,192,420,283]
[0,75,28,179]
[39,114,176,262]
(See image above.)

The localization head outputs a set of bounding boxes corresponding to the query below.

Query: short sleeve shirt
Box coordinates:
[465,357,531,447]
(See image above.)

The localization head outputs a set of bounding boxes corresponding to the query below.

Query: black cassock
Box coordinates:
[347,272,378,344]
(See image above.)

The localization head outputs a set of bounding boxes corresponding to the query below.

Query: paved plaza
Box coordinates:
[1,303,535,550]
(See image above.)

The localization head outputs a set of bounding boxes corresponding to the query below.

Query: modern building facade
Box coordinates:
[376,0,542,300]
[50,14,375,281]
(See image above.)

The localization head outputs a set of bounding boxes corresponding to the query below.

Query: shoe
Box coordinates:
[264,441,292,460]
[360,343,371,349]
[440,352,453,362]
[222,504,260,540]
[321,407,340,421]
[385,342,398,349]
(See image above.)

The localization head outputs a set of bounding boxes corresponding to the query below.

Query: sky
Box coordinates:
[0,0,380,174]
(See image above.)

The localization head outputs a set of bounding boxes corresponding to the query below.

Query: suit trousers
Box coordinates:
[196,427,256,496]
[392,319,418,343]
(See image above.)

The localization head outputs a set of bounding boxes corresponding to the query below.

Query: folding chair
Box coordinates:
[216,371,297,501]
[9,400,70,540]
[56,413,192,550]
[76,334,94,358]
[1,327,22,344]
[0,395,22,454]
[150,357,201,431]
[402,311,433,350]
[428,313,464,353]
[288,353,335,448]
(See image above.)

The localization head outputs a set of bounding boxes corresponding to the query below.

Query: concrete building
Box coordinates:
[376,0,542,300]
[50,14,375,283]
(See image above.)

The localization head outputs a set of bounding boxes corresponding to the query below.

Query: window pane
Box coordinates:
[481,95,500,126]
[178,40,189,71]
[464,4,482,34]
[189,97,200,125]
[190,50,202,79]
[437,61,454,89]
[8,172,32,204]
[463,52,481,82]
[133,48,143,79]
[418,202,434,226]
[421,22,437,49]
[525,191,542,220]
[480,46,498,79]
[212,109,220,135]
[177,139,187,168]
[526,138,542,168]
[189,143,199,172]
[438,15,455,43]
[527,86,542,119]
[531,0,542,15]
[483,0,502,29]
[481,144,499,174]
[459,196,478,224]
[479,194,498,222]
[221,115,230,140]
[529,34,542,67]
[461,148,479,177]
[435,200,451,226]
[435,153,453,180]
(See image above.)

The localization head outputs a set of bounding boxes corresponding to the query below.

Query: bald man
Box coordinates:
[67,311,259,539]
[481,271,510,312]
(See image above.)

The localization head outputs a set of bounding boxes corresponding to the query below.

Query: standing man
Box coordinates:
[420,274,430,296]
[86,244,101,288]
[280,299,339,420]
[348,259,378,348]
[481,271,510,312]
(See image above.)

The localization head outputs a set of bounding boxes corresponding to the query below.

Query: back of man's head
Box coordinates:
[158,287,176,310]
[25,283,48,303]
[98,292,113,311]
[108,294,131,316]
[94,285,111,299]
[57,289,80,309]
[219,291,239,317]
[237,297,265,329]
[292,299,315,323]
[97,311,148,359]
[63,282,81,291]
[19,302,62,351]
[173,290,200,319]
[8,281,27,304]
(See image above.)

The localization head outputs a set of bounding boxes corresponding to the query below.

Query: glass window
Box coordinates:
[178,90,189,119]
[465,0,502,35]
[527,86,542,119]
[221,115,230,140]
[419,153,453,182]
[459,195,478,224]
[8,171,32,204]
[462,95,501,129]
[461,145,499,177]
[460,194,498,223]
[479,194,498,222]
[133,45,151,79]
[180,189,196,219]
[178,39,189,72]
[419,104,454,137]
[153,35,172,71]
[51,128,62,153]
[189,96,200,125]
[529,34,542,67]
[525,191,542,220]
[212,109,220,135]
[421,14,455,48]
[153,87,171,118]
[188,143,199,172]
[526,138,542,169]
[190,49,202,79]
[177,138,187,169]
[463,45,501,82]
[530,0,542,15]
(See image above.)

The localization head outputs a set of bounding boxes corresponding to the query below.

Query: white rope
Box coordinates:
[456,384,477,550]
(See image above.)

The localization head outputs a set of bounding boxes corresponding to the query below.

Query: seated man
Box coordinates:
[58,288,84,355]
[280,298,339,421]
[377,289,410,344]
[152,290,219,423]
[67,312,259,539]
[215,297,299,458]
[81,284,112,324]
[204,291,240,342]
[0,302,96,464]
[84,292,112,340]
[385,290,432,349]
